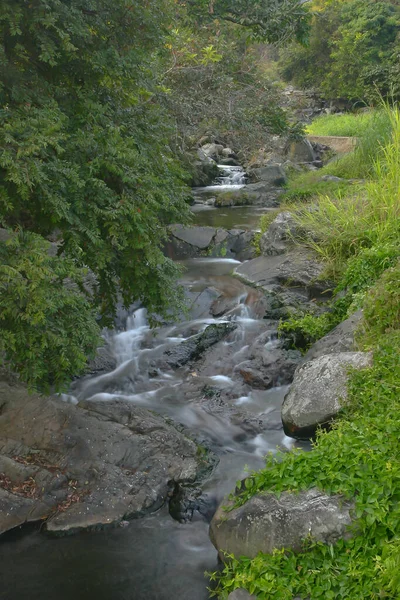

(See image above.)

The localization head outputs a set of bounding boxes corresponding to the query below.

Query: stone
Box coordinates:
[165,226,255,261]
[210,488,354,560]
[0,379,201,536]
[214,190,256,208]
[85,345,116,376]
[228,590,257,600]
[259,212,298,256]
[234,249,332,297]
[287,139,315,163]
[162,322,237,369]
[169,225,217,250]
[219,157,241,167]
[200,143,224,161]
[304,310,363,362]
[248,165,287,186]
[282,351,373,439]
[222,147,235,157]
[243,182,283,207]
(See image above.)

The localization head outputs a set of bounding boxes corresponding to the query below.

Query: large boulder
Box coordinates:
[165,225,255,261]
[234,249,332,298]
[214,189,257,208]
[210,488,354,560]
[0,378,201,536]
[304,310,363,362]
[248,165,287,186]
[200,143,224,161]
[259,212,299,256]
[282,352,373,439]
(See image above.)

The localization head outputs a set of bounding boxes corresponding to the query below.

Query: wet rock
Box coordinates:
[214,189,256,207]
[235,250,332,298]
[237,338,302,390]
[287,139,316,163]
[259,212,298,256]
[166,225,255,261]
[186,288,221,320]
[282,351,373,439]
[219,157,241,167]
[248,165,287,186]
[243,182,283,207]
[228,590,257,600]
[163,323,237,369]
[210,488,354,560]
[85,345,116,376]
[225,230,255,261]
[170,225,217,250]
[0,380,201,536]
[169,485,217,523]
[304,310,363,362]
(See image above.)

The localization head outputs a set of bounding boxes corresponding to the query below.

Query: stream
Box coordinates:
[0,165,305,600]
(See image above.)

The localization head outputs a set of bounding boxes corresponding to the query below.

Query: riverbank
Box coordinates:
[210,108,400,598]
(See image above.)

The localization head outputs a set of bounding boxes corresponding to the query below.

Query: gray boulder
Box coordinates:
[304,310,363,362]
[259,212,298,256]
[282,351,373,439]
[166,225,255,261]
[235,249,332,297]
[210,488,354,560]
[200,143,224,161]
[0,379,201,536]
[248,165,287,186]
[287,139,316,163]
[214,189,258,208]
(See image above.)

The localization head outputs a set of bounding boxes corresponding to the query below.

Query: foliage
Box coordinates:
[279,0,400,103]
[0,231,100,390]
[164,27,303,161]
[185,0,311,44]
[0,0,194,388]
[360,261,400,346]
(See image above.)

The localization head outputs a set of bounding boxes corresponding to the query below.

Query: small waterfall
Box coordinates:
[214,164,246,186]
[113,307,149,366]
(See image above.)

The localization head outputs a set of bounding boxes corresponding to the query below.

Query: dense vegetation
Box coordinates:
[280,0,400,103]
[212,105,400,598]
[0,0,309,390]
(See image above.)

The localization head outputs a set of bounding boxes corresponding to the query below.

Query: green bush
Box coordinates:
[360,261,400,346]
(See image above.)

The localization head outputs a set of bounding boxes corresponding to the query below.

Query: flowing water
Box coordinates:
[0,164,305,600]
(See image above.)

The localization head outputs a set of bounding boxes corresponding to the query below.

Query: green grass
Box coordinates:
[212,105,400,599]
[293,106,400,275]
[282,108,394,205]
[307,111,377,137]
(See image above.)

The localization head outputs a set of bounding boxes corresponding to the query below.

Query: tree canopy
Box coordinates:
[0,0,311,390]
[279,0,400,102]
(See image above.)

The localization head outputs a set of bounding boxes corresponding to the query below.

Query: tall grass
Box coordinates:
[295,105,400,274]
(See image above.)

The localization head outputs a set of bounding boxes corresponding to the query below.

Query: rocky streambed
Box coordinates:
[0,147,369,600]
